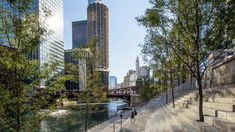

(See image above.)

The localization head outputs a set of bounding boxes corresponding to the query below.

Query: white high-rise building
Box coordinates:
[136,56,140,78]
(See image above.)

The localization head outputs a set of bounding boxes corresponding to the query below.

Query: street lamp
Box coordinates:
[120,114,123,132]
[85,103,88,132]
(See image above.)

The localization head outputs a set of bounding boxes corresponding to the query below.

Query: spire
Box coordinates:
[88,0,102,5]
[136,56,140,78]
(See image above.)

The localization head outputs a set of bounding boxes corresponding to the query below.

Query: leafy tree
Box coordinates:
[66,40,106,132]
[0,1,69,131]
[137,0,235,122]
[139,77,159,102]
[70,40,106,104]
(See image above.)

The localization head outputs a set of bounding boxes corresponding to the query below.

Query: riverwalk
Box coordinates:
[88,94,166,132]
[89,87,235,132]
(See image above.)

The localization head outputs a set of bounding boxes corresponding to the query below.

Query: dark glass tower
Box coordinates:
[87,0,109,89]
[72,20,88,48]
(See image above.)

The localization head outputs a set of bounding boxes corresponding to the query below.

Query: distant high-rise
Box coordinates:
[72,20,88,48]
[109,76,117,89]
[87,0,109,88]
[136,56,140,78]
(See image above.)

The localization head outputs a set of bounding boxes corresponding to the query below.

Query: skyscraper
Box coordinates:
[87,0,109,89]
[136,56,140,78]
[72,20,88,48]
[0,0,64,87]
[109,76,117,89]
[38,0,64,76]
[88,0,102,5]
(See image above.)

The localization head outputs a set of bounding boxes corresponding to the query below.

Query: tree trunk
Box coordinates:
[166,91,168,104]
[170,73,175,108]
[17,106,20,132]
[197,74,204,122]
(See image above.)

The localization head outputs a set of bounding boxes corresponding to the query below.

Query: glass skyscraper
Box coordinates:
[72,20,88,48]
[109,76,117,89]
[0,0,64,87]
[38,0,64,76]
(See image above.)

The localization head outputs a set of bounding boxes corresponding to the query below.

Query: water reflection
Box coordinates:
[40,99,127,132]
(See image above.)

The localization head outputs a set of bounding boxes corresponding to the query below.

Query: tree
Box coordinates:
[0,1,69,131]
[141,30,184,107]
[137,0,235,122]
[66,41,106,132]
[139,77,159,102]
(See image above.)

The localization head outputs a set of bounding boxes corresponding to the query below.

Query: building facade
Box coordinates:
[39,0,64,77]
[72,20,88,48]
[109,76,117,89]
[0,0,64,87]
[64,50,80,91]
[140,66,150,79]
[136,56,140,78]
[130,73,137,86]
[123,70,135,87]
[64,49,90,91]
[87,0,109,89]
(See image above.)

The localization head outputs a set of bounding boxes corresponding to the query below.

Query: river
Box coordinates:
[40,99,128,132]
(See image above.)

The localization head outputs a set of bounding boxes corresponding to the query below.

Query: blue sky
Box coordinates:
[64,0,150,83]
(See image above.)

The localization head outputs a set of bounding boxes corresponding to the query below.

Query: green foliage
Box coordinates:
[66,40,106,104]
[137,0,235,121]
[139,78,159,101]
[0,1,69,131]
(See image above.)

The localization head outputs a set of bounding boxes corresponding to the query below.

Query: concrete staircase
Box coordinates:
[174,89,235,132]
[145,90,221,132]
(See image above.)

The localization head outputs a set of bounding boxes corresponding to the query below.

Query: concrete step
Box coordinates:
[206,97,235,104]
[188,104,216,117]
[204,115,235,132]
[193,101,235,112]
[170,106,219,132]
[166,106,201,131]
[175,102,188,108]
[217,110,235,123]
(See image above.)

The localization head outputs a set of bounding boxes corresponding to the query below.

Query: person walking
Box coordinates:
[131,107,137,124]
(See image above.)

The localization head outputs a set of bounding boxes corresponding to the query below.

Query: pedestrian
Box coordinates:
[131,107,136,124]
[131,109,135,124]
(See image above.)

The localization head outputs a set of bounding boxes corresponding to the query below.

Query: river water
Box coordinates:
[40,100,127,132]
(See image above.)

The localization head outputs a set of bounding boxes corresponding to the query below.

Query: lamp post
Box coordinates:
[85,103,88,132]
[120,114,123,132]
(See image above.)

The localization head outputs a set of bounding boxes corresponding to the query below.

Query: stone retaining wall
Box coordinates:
[204,56,235,89]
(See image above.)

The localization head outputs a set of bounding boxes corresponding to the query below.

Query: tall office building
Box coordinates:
[87,0,109,89]
[88,0,102,5]
[109,76,117,89]
[39,0,64,77]
[136,56,140,78]
[72,20,88,48]
[0,0,64,87]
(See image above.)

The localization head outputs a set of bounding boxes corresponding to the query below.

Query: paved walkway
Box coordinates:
[88,95,166,132]
[89,89,202,132]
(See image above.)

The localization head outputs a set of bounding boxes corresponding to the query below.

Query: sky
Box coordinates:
[64,0,151,83]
